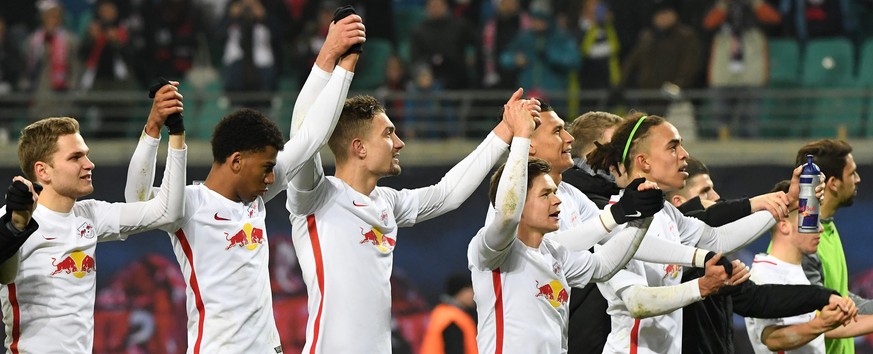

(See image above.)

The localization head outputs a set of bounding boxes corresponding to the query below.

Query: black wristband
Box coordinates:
[148,77,185,135]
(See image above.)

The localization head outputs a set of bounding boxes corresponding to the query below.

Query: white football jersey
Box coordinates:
[599,201,704,354]
[745,254,825,354]
[468,230,597,354]
[163,185,281,354]
[0,202,123,353]
[1,147,185,354]
[289,176,418,354]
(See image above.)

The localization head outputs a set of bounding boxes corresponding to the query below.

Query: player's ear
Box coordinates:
[351,138,366,159]
[670,194,684,208]
[826,176,840,193]
[34,161,50,184]
[229,152,243,173]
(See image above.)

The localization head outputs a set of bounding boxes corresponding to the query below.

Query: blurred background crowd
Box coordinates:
[1,0,872,140]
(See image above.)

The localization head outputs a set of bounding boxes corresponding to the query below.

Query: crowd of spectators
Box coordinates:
[0,0,872,136]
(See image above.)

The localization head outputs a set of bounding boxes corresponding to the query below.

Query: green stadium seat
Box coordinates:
[393,8,426,43]
[801,38,855,87]
[858,39,873,86]
[350,39,394,91]
[768,39,800,87]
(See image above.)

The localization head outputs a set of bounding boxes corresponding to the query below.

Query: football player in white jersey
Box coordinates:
[123,11,365,354]
[468,99,656,354]
[744,180,873,354]
[0,178,41,283]
[1,84,187,353]
[584,113,800,353]
[285,80,538,351]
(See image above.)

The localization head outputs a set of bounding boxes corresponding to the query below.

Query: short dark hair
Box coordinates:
[329,95,386,162]
[567,111,623,158]
[586,112,666,176]
[211,108,284,163]
[489,158,551,206]
[795,139,853,181]
[685,156,709,180]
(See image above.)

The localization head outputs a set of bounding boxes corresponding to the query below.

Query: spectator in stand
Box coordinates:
[704,0,781,139]
[482,0,530,89]
[405,63,456,139]
[779,0,851,40]
[288,3,332,88]
[420,273,478,354]
[499,2,579,97]
[618,0,702,114]
[25,0,81,120]
[143,0,201,83]
[376,55,411,137]
[220,0,280,108]
[564,0,622,111]
[411,0,478,90]
[79,0,137,137]
[0,17,24,94]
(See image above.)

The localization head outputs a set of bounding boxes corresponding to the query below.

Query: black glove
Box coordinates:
[148,77,185,135]
[333,5,363,55]
[6,180,35,212]
[705,251,734,277]
[610,177,663,224]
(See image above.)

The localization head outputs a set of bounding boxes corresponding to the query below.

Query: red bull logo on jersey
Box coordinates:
[50,250,96,278]
[535,280,569,307]
[225,223,265,251]
[77,222,94,239]
[663,264,682,280]
[247,203,258,218]
[360,227,396,253]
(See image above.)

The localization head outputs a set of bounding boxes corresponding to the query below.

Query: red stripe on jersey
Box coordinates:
[8,283,20,354]
[307,215,326,354]
[491,269,504,354]
[753,260,778,266]
[176,229,205,354]
[630,318,641,354]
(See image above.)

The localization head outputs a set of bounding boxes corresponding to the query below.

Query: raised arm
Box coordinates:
[118,99,187,234]
[410,90,537,223]
[691,210,776,253]
[124,81,184,202]
[277,12,365,197]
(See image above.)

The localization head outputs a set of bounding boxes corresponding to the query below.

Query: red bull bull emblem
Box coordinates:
[247,203,258,218]
[225,223,266,251]
[50,250,96,278]
[77,222,95,239]
[663,264,682,280]
[535,280,569,307]
[359,227,395,253]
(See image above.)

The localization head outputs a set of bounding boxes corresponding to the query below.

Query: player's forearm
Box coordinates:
[826,315,873,338]
[124,131,160,202]
[695,210,775,253]
[590,218,651,282]
[291,64,333,137]
[633,234,698,266]
[414,132,510,222]
[762,321,830,351]
[119,146,187,233]
[621,280,703,318]
[483,138,528,251]
[285,66,353,193]
[549,217,609,252]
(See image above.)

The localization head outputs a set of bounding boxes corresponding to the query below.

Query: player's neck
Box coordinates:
[820,192,839,219]
[770,243,803,265]
[516,223,544,248]
[38,188,75,213]
[203,164,243,202]
[335,165,379,196]
[549,170,563,185]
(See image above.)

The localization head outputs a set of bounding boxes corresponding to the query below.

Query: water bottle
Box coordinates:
[798,155,821,233]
